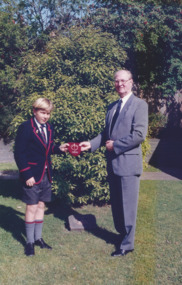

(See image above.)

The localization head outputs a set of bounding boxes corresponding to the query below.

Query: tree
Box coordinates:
[86,1,182,113]
[1,0,91,50]
[95,0,182,6]
[0,10,28,140]
[11,26,129,204]
[0,0,90,140]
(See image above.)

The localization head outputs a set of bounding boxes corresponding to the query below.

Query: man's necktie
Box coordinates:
[40,125,47,144]
[110,100,122,135]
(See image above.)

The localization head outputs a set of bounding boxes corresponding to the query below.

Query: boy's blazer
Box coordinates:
[90,94,148,176]
[14,118,63,184]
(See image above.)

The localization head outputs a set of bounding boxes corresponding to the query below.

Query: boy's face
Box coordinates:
[33,108,51,124]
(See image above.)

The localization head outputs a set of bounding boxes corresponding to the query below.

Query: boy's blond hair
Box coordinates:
[33,98,54,111]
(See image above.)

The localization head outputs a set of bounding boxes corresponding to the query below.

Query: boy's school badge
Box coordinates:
[68,142,81,156]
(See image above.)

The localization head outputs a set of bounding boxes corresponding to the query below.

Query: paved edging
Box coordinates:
[0,171,181,181]
[0,139,14,163]
[0,139,181,181]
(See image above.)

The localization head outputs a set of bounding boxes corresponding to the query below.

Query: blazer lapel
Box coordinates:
[46,123,52,152]
[31,118,47,149]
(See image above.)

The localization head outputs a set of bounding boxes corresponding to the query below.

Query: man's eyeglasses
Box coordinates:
[115,79,131,84]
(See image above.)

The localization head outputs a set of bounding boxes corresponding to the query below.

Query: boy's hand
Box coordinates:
[26,177,36,187]
[79,141,91,151]
[59,143,69,152]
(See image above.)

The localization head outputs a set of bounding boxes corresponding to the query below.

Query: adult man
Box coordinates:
[80,70,148,256]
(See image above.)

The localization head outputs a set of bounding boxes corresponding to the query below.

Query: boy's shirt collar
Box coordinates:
[34,117,48,144]
[34,117,46,128]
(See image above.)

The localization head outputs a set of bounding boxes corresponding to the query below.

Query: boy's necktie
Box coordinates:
[40,125,47,144]
[110,100,122,135]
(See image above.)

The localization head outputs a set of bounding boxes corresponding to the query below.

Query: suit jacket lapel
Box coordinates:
[119,94,134,121]
[107,100,119,125]
[108,94,134,123]
[108,94,135,137]
[106,100,118,136]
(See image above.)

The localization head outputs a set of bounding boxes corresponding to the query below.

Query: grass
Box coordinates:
[155,181,182,284]
[0,162,18,172]
[143,165,160,172]
[0,174,182,284]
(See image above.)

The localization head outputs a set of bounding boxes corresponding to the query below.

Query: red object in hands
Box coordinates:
[68,142,81,156]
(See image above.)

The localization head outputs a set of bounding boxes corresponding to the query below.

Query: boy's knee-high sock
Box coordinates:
[34,220,44,241]
[25,221,35,244]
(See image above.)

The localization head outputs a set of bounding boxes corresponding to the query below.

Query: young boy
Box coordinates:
[14,98,68,256]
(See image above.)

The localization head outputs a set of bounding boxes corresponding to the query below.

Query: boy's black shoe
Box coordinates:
[25,243,35,256]
[34,238,52,250]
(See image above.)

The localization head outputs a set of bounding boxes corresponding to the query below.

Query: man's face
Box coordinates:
[33,108,51,124]
[114,71,133,98]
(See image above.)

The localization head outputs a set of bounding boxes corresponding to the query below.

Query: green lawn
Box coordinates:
[0,178,182,285]
[0,162,18,171]
[143,165,160,172]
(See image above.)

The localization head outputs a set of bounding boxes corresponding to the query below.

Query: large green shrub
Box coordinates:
[12,26,150,205]
[149,112,167,138]
[0,11,28,140]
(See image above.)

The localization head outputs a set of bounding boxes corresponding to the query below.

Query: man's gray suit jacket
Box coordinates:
[90,94,148,176]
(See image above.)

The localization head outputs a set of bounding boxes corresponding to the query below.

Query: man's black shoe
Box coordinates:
[34,238,52,250]
[25,242,35,256]
[111,249,133,257]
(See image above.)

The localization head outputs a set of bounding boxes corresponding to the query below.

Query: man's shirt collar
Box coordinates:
[120,92,132,104]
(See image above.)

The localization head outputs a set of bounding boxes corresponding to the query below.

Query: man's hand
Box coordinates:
[106,140,114,151]
[79,141,91,152]
[26,177,36,187]
[59,143,69,152]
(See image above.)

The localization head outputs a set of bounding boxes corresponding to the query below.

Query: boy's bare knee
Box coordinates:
[26,204,38,215]
[37,201,45,210]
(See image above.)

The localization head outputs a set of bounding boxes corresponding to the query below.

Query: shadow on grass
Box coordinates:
[45,200,122,248]
[0,179,121,248]
[0,205,25,246]
[0,179,22,200]
[0,179,25,244]
[149,138,182,179]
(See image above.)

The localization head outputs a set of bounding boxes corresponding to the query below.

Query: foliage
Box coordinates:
[1,0,181,142]
[142,135,151,168]
[149,112,167,138]
[0,10,28,140]
[1,0,91,50]
[86,2,182,111]
[11,26,150,205]
[95,0,182,6]
[0,0,90,140]
[11,26,126,205]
